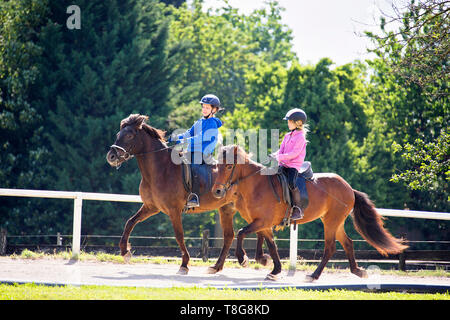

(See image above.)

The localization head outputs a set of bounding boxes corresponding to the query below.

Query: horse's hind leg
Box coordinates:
[336,224,368,278]
[306,218,337,282]
[255,232,272,267]
[207,203,235,274]
[119,204,159,262]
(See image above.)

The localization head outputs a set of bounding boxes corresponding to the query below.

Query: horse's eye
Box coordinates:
[226,165,233,170]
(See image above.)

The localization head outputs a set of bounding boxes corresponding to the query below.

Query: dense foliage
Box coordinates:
[0,0,448,245]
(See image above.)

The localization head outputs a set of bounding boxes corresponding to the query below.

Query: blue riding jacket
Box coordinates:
[174,117,222,155]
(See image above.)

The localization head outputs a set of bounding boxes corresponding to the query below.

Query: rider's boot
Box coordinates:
[290,187,304,220]
[186,165,200,208]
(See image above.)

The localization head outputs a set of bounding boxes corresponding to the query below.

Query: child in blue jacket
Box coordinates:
[169,94,223,207]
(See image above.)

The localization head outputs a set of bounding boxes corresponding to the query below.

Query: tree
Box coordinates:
[391,128,449,201]
[159,0,185,8]
[41,0,186,236]
[282,59,369,176]
[0,0,186,236]
[365,0,449,98]
[365,0,449,212]
[165,0,296,130]
[0,0,57,235]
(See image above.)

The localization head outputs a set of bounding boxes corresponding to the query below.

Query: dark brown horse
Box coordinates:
[106,114,238,274]
[106,114,272,275]
[212,145,408,281]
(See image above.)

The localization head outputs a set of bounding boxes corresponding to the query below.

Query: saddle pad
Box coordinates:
[181,160,191,193]
[272,164,313,209]
[276,174,291,205]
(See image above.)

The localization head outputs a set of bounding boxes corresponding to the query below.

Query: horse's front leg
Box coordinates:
[261,229,282,280]
[207,203,236,274]
[235,219,264,267]
[119,204,159,262]
[169,211,190,275]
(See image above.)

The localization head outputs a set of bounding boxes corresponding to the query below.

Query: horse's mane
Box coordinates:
[219,144,263,166]
[120,114,166,142]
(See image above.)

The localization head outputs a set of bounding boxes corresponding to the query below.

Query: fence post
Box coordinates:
[0,228,6,255]
[201,229,210,262]
[398,252,406,271]
[289,223,298,270]
[72,192,83,259]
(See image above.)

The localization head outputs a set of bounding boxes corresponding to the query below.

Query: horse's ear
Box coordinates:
[136,115,149,129]
[233,145,240,164]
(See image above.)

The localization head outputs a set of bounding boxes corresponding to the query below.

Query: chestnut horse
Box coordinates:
[106,114,272,275]
[212,145,408,281]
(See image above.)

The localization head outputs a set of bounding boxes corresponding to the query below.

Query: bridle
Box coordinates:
[215,162,266,193]
[109,142,176,169]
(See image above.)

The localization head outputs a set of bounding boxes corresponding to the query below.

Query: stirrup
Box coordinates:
[290,206,304,220]
[186,193,200,208]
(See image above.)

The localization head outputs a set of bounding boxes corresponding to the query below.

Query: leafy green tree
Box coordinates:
[41,0,185,236]
[0,0,57,235]
[0,0,186,237]
[365,0,448,98]
[159,0,185,8]
[364,1,449,212]
[391,128,449,201]
[165,0,296,131]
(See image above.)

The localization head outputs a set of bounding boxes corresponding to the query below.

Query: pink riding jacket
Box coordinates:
[274,129,307,172]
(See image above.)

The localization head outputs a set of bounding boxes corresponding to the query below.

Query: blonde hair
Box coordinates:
[290,120,309,137]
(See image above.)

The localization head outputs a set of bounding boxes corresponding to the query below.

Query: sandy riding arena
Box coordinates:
[0,257,449,292]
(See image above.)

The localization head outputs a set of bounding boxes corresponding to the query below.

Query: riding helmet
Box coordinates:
[199,94,224,111]
[283,108,307,123]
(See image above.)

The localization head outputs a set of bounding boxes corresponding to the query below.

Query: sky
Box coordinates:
[201,0,399,66]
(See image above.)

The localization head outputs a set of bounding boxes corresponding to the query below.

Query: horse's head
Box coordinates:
[106,114,166,169]
[212,145,247,199]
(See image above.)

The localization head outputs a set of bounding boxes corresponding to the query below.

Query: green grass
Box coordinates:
[0,283,448,300]
[2,250,449,300]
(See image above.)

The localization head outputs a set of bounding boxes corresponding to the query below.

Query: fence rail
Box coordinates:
[1,188,449,266]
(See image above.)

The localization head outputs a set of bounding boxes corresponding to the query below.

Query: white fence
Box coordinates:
[1,188,449,265]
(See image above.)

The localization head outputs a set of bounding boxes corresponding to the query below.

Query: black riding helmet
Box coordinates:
[199,94,224,111]
[283,108,307,123]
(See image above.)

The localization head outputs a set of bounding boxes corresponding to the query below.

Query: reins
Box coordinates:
[218,163,266,192]
[133,144,176,157]
[109,142,176,170]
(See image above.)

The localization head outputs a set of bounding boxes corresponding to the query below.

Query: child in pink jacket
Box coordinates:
[272,108,308,220]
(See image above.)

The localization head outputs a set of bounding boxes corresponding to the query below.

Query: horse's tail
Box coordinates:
[351,189,408,256]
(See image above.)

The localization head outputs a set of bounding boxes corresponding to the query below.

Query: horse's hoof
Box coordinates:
[265,273,279,281]
[206,266,219,274]
[357,269,368,278]
[257,254,273,267]
[123,251,132,264]
[240,255,249,268]
[177,266,189,275]
[305,274,315,282]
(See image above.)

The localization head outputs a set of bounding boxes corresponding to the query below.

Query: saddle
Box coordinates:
[181,156,214,211]
[269,161,314,229]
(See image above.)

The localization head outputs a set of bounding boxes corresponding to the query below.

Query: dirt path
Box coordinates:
[0,257,448,291]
